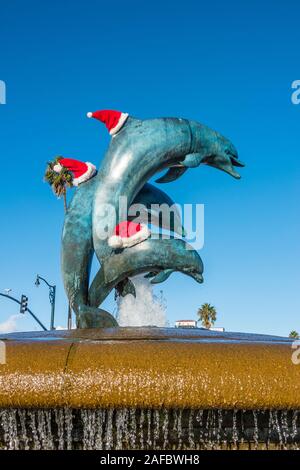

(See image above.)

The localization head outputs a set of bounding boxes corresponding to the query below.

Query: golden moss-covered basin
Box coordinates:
[0,328,298,409]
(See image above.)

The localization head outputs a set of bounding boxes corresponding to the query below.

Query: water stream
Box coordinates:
[116,276,168,327]
[0,408,299,450]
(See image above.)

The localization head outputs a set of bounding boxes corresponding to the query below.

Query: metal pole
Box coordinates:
[67,303,72,330]
[50,285,56,330]
[0,293,47,331]
[36,275,56,330]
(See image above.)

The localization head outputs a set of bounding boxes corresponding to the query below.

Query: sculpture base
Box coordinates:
[0,327,299,449]
[0,327,298,409]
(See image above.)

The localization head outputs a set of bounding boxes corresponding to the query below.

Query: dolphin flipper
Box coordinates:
[155,166,187,183]
[150,269,174,284]
[144,272,157,279]
[155,151,208,182]
[181,153,204,168]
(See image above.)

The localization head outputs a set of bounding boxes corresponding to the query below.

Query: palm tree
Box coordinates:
[289,330,299,339]
[44,157,73,328]
[197,303,217,329]
[44,156,73,200]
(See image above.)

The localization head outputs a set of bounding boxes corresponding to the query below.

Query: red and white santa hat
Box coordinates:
[53,158,97,186]
[108,221,150,249]
[86,109,129,135]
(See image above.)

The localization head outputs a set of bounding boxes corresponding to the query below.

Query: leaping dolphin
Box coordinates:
[61,115,244,328]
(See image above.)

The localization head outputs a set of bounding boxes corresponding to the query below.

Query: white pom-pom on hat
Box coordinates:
[53,163,63,173]
[86,112,93,118]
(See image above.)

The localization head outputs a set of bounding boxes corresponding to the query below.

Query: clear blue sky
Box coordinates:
[0,0,299,335]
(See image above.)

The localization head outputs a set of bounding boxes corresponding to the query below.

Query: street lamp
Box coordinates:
[35,275,56,330]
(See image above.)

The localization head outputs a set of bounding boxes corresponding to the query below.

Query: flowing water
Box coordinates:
[116,276,167,327]
[0,408,299,450]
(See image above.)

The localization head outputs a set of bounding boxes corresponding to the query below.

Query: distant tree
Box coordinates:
[197,303,217,329]
[289,330,300,339]
[44,157,72,325]
[44,156,73,211]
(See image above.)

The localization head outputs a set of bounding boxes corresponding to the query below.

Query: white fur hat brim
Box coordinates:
[73,162,97,186]
[109,113,129,135]
[108,224,150,249]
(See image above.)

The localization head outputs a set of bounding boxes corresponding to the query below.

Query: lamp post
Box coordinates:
[35,275,56,330]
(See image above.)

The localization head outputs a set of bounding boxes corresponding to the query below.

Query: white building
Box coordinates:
[175,320,197,329]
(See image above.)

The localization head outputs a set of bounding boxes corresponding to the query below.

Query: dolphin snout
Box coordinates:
[226,167,241,179]
[226,151,245,179]
[201,152,244,179]
[226,149,245,169]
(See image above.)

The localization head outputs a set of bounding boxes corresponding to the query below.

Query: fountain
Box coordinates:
[1,110,298,451]
[0,327,299,450]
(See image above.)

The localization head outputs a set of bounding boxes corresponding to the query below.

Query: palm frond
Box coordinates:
[44,156,73,198]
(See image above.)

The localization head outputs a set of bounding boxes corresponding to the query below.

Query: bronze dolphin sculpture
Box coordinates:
[61,115,244,328]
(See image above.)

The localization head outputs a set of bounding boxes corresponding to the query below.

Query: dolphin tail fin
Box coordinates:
[77,305,118,329]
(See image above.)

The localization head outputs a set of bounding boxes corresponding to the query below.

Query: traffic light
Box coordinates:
[20,295,28,314]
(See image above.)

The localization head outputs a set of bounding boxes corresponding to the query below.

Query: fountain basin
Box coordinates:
[0,328,298,409]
